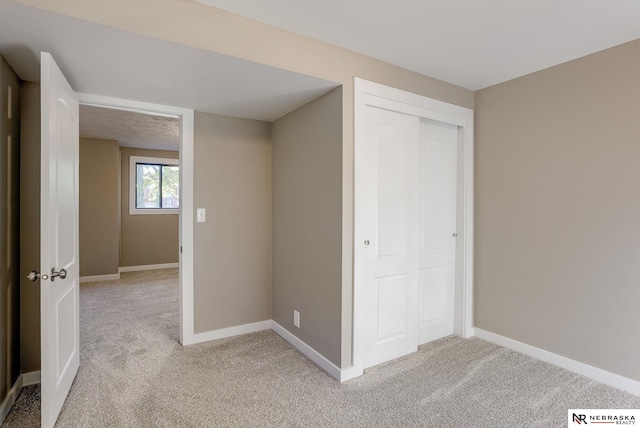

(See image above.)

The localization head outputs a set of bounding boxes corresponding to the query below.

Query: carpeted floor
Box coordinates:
[3,268,639,427]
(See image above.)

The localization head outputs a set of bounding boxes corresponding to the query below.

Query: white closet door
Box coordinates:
[418,119,458,344]
[362,106,420,368]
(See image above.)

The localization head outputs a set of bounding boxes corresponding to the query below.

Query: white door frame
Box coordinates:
[76,93,196,345]
[352,78,474,376]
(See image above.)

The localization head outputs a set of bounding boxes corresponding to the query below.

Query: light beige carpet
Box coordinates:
[3,268,639,427]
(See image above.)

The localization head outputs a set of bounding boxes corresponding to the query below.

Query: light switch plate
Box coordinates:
[197,208,206,223]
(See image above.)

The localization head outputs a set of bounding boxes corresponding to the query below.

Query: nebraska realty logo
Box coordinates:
[569,409,639,425]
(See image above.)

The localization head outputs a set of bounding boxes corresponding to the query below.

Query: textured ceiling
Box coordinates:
[79,105,180,151]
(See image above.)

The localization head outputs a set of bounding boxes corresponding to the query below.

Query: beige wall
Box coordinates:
[120,147,179,267]
[0,55,21,402]
[13,0,474,368]
[19,82,40,373]
[272,88,343,366]
[79,137,120,277]
[475,39,640,382]
[193,112,272,333]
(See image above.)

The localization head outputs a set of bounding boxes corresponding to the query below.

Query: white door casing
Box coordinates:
[362,106,420,368]
[40,52,80,428]
[353,78,474,375]
[419,119,458,344]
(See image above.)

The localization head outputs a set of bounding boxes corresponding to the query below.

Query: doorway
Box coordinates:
[353,78,474,373]
[77,93,195,345]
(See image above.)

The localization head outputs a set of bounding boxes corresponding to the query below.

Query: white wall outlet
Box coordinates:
[196,208,206,223]
[293,310,300,328]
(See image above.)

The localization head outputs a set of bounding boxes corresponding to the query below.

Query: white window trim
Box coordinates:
[129,155,179,215]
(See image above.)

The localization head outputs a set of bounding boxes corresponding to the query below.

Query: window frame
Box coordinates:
[129,155,180,215]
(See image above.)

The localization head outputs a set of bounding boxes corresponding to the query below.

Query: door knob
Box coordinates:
[50,268,67,281]
[27,270,49,281]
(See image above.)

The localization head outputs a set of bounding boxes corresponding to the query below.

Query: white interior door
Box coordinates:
[40,52,80,428]
[363,106,420,368]
[418,119,458,344]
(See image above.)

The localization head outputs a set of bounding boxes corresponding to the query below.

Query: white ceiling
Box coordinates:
[0,0,339,122]
[196,0,640,90]
[0,0,340,149]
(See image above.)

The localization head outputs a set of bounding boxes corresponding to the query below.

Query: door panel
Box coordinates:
[363,106,419,368]
[56,287,76,379]
[377,130,409,258]
[419,119,457,344]
[420,267,447,324]
[55,100,77,268]
[41,52,80,428]
[375,274,408,340]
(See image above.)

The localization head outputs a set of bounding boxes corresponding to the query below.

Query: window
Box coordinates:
[129,156,179,215]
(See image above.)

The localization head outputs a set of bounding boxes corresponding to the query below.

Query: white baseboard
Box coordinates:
[22,371,41,386]
[80,273,120,283]
[475,328,640,396]
[271,321,354,382]
[0,374,23,425]
[119,263,179,273]
[183,320,357,382]
[183,320,271,346]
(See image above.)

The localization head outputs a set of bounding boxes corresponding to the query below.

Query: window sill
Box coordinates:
[129,209,179,215]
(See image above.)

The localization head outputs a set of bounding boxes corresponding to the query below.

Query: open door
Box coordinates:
[40,52,80,428]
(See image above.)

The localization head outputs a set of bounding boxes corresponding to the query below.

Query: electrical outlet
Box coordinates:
[293,310,300,328]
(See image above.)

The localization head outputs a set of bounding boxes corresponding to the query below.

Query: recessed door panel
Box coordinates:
[422,133,453,254]
[420,267,446,325]
[56,284,76,381]
[55,100,76,269]
[375,274,408,342]
[377,129,409,259]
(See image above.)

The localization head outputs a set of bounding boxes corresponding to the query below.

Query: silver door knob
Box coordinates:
[50,268,67,281]
[27,270,49,281]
